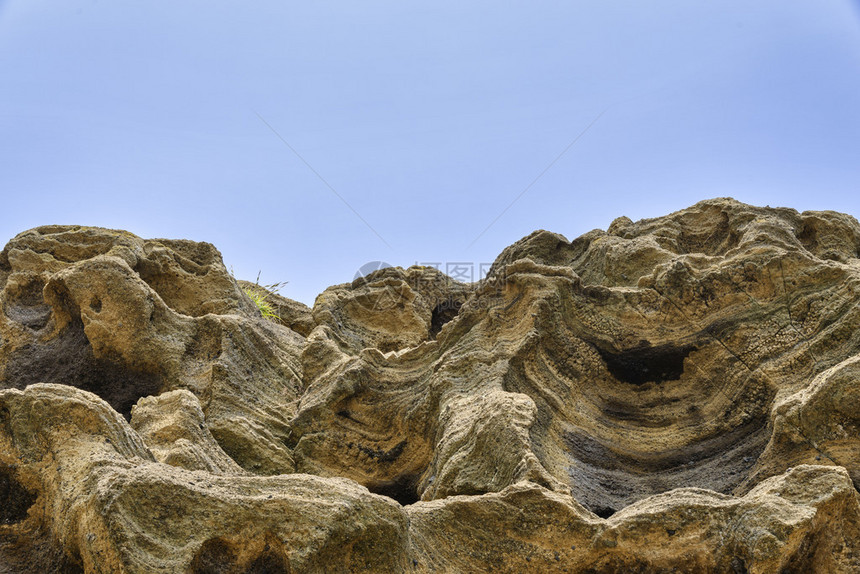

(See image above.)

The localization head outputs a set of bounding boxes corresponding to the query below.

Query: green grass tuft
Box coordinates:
[235,270,288,322]
[244,288,280,320]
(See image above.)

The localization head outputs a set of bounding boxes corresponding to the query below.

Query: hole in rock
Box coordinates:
[247,548,290,574]
[430,300,462,338]
[4,321,162,420]
[367,475,420,506]
[797,221,818,254]
[190,538,237,574]
[3,278,52,331]
[592,506,616,519]
[0,465,36,525]
[597,343,696,385]
[89,297,102,313]
[191,538,290,574]
[731,556,749,574]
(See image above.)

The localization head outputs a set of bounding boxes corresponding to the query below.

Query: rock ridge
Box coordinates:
[1,198,859,572]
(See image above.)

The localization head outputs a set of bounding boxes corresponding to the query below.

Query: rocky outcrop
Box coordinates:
[2,200,860,573]
[0,226,302,477]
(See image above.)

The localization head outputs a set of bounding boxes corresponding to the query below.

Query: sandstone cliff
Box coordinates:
[2,198,859,573]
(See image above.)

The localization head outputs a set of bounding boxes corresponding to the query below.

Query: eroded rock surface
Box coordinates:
[2,200,860,572]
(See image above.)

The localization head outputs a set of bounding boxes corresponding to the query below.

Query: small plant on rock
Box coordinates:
[245,288,279,320]
[237,270,288,322]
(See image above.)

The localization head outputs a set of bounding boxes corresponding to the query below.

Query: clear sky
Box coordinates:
[2,1,859,304]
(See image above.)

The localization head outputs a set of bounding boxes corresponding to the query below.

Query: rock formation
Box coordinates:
[1,198,860,573]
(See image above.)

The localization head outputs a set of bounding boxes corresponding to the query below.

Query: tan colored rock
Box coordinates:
[749,353,860,491]
[3,384,858,573]
[3,200,860,572]
[0,226,301,476]
[130,389,246,475]
[290,200,860,512]
[0,385,411,573]
[237,279,315,337]
[408,466,860,573]
[307,265,473,357]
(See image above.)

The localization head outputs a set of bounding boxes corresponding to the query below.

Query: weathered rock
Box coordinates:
[307,265,473,357]
[0,226,302,477]
[129,389,247,475]
[237,279,315,337]
[0,385,411,573]
[750,353,860,491]
[2,200,860,572]
[291,200,860,512]
[408,466,860,573]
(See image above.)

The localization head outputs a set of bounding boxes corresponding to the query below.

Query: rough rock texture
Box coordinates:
[0,226,302,478]
[2,200,860,573]
[236,280,315,337]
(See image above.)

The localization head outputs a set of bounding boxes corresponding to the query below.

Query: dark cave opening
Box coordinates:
[190,538,237,574]
[0,464,36,525]
[592,506,616,519]
[430,299,462,338]
[367,475,420,506]
[247,549,290,574]
[597,343,696,385]
[4,321,162,420]
[191,537,291,574]
[731,556,749,574]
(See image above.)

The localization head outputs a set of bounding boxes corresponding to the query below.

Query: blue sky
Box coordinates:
[2,1,859,304]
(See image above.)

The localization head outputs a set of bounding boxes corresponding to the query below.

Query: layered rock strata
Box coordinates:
[2,199,860,572]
